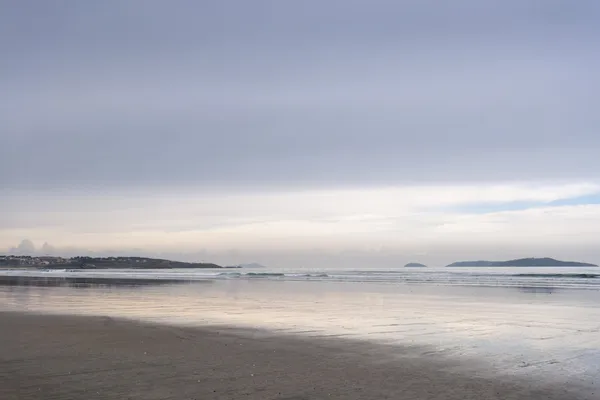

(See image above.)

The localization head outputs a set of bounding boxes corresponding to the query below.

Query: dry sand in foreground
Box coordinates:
[0,312,589,400]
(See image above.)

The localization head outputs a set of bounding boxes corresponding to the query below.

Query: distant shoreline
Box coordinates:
[0,255,222,269]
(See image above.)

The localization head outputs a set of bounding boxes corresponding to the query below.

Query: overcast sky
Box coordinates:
[1,1,600,267]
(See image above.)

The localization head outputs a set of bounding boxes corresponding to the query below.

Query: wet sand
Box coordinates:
[0,312,590,400]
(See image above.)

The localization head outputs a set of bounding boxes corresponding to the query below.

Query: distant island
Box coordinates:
[0,255,222,269]
[447,257,597,267]
[404,262,427,268]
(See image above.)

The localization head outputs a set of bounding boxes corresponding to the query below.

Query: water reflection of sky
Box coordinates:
[1,279,599,389]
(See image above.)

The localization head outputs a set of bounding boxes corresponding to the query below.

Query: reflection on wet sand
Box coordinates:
[1,278,599,393]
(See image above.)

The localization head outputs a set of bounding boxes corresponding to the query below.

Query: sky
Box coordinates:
[1,1,600,267]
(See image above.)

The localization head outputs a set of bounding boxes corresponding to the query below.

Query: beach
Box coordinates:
[0,311,589,400]
[1,272,599,399]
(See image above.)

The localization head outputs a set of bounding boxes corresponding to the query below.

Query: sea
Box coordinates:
[1,265,599,393]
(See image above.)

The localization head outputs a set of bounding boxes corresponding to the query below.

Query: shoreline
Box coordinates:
[0,311,590,400]
[0,274,194,287]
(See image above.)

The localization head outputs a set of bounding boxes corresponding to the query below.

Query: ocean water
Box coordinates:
[1,265,599,289]
[1,266,599,392]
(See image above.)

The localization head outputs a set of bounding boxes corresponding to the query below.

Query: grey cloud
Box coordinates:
[1,1,599,190]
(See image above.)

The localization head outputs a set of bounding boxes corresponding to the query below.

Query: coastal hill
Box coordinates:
[404,262,427,268]
[447,257,597,267]
[0,255,222,269]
